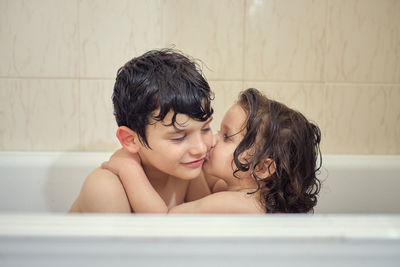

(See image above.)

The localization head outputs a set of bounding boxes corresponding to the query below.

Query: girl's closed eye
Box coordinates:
[223,133,232,141]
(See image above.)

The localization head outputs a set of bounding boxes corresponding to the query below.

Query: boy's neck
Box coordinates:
[141,161,171,187]
[140,161,187,209]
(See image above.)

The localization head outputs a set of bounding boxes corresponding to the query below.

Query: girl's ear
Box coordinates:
[255,159,276,178]
[116,126,141,154]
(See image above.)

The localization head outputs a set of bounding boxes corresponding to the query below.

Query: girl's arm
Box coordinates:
[102,149,263,214]
[170,191,264,214]
[203,174,229,193]
[102,148,168,213]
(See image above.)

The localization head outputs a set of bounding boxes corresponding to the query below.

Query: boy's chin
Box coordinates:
[174,168,202,180]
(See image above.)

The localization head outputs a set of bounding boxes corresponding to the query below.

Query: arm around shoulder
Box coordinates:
[69,168,132,213]
[170,191,263,214]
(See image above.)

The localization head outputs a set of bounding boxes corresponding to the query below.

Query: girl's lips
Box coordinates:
[204,150,211,161]
[182,158,205,168]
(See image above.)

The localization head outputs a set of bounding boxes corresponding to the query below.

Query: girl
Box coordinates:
[103,88,322,213]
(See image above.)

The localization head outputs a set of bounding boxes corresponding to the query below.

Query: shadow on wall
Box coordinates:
[0,151,111,213]
[314,155,400,214]
[44,152,112,212]
[0,152,112,213]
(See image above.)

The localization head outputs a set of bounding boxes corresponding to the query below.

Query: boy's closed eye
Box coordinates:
[201,125,211,133]
[171,134,186,142]
[172,127,210,142]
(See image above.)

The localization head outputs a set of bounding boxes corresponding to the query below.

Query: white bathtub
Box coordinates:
[0,152,399,213]
[0,152,400,266]
[0,214,399,267]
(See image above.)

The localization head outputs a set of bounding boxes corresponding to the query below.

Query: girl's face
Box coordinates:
[203,104,251,188]
[138,110,213,181]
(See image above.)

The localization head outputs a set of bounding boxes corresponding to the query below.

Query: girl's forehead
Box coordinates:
[223,104,247,127]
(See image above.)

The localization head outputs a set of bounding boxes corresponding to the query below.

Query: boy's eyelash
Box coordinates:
[171,135,186,142]
[171,127,210,142]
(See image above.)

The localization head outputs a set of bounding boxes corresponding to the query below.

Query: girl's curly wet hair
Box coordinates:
[233,88,322,213]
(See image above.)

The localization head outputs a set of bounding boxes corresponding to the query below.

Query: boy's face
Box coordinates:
[203,104,250,187]
[137,110,213,180]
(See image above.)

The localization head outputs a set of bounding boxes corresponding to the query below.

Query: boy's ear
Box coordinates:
[255,159,276,179]
[116,126,141,154]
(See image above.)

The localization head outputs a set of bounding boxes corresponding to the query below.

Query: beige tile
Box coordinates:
[79,79,241,151]
[244,81,325,126]
[244,0,326,81]
[79,0,164,78]
[323,84,400,154]
[79,79,120,151]
[162,0,244,80]
[208,80,243,132]
[244,82,400,154]
[0,79,80,151]
[0,0,79,77]
[325,0,400,83]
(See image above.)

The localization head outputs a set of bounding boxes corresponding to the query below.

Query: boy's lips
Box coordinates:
[182,157,205,168]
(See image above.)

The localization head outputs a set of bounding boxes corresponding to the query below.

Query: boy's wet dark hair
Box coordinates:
[234,88,322,213]
[113,49,214,148]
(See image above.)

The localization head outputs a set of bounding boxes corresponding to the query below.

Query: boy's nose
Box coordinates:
[189,136,208,156]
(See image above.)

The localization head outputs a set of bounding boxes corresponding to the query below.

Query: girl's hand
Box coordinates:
[101,148,141,176]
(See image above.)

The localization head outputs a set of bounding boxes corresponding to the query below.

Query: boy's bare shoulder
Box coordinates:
[71,168,132,213]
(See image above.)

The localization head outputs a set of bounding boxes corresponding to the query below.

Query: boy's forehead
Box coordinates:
[150,109,191,128]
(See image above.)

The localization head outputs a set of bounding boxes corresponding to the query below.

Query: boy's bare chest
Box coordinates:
[154,178,189,209]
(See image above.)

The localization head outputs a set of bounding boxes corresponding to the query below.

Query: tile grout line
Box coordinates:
[0,76,399,87]
[323,0,329,93]
[242,0,246,91]
[77,0,82,151]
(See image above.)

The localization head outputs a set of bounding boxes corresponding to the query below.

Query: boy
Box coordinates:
[70,49,214,213]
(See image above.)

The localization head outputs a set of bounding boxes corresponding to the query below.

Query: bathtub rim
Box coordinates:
[1,213,400,240]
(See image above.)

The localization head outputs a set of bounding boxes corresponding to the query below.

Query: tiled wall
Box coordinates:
[1,0,399,154]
